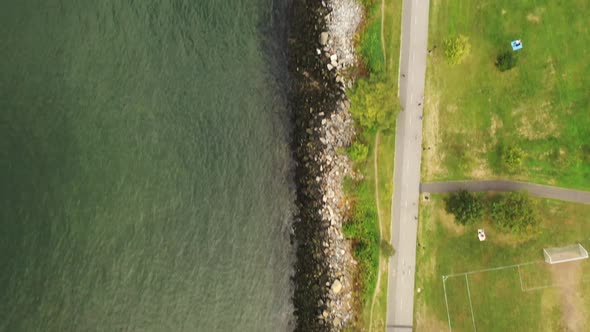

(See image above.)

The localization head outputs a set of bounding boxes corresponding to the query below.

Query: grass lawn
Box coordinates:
[414,194,590,331]
[422,0,590,190]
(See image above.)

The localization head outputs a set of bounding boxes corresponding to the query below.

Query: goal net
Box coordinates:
[544,244,589,264]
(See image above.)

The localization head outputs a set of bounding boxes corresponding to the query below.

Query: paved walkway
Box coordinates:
[386,0,430,330]
[421,180,590,204]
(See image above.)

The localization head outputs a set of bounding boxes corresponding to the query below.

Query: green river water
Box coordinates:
[0,1,295,331]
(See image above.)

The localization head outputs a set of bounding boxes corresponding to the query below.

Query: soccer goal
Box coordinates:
[543,244,589,264]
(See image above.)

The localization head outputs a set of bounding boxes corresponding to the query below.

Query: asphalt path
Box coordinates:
[386,0,430,330]
[421,181,590,204]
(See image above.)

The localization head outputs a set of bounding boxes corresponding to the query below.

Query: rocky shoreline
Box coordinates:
[288,0,362,331]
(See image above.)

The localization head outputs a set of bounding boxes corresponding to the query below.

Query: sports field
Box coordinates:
[422,0,590,190]
[414,195,590,331]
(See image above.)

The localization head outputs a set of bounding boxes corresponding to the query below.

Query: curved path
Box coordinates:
[421,180,590,204]
[368,133,382,332]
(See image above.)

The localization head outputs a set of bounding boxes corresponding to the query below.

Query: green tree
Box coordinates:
[348,142,369,162]
[444,190,484,225]
[502,145,527,173]
[491,191,539,233]
[443,35,471,65]
[348,76,400,130]
[496,51,518,71]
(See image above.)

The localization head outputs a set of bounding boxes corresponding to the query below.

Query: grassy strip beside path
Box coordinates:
[343,0,401,329]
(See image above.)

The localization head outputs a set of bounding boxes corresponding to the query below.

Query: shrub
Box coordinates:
[496,51,518,71]
[348,142,369,162]
[342,180,379,304]
[491,191,539,234]
[443,35,471,65]
[444,190,484,225]
[502,145,527,173]
[380,240,395,257]
[348,76,400,130]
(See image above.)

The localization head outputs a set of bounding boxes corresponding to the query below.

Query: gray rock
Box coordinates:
[333,317,341,327]
[331,279,343,294]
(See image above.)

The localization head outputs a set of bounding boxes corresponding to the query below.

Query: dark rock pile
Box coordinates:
[288,0,361,331]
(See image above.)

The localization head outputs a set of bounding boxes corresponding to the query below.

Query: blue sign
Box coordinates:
[511,39,523,51]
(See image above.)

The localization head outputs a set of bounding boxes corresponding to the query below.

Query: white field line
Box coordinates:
[465,275,477,332]
[442,276,452,332]
[523,276,590,292]
[445,261,540,278]
[546,256,589,264]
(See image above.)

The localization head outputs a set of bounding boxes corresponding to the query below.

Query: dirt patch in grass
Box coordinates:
[482,222,534,247]
[415,305,448,332]
[526,8,545,23]
[463,118,497,178]
[544,57,557,84]
[470,159,491,178]
[435,203,464,235]
[550,261,585,331]
[422,92,444,179]
[526,13,541,23]
[515,101,559,140]
[490,114,503,137]
[469,146,493,179]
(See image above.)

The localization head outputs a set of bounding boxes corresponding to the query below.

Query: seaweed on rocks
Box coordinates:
[287,1,352,331]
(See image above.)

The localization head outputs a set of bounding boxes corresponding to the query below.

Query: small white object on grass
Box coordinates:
[478,229,486,241]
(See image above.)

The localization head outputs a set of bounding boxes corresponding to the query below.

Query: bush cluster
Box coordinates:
[348,76,399,130]
[444,190,484,225]
[491,191,539,234]
[496,51,518,71]
[502,145,527,173]
[445,190,539,234]
[348,142,369,162]
[342,180,380,304]
[443,34,471,65]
